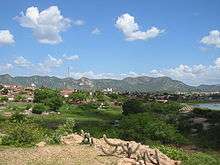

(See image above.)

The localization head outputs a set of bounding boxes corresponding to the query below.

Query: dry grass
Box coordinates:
[0,144,118,165]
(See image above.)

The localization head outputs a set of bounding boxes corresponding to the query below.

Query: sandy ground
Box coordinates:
[0,144,118,165]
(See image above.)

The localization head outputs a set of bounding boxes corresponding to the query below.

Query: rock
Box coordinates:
[61,133,83,145]
[36,141,46,147]
[117,158,137,165]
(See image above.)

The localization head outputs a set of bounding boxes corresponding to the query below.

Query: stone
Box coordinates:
[36,141,46,147]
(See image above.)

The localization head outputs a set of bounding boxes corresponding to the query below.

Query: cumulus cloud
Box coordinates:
[15,6,71,44]
[201,30,220,48]
[91,28,101,35]
[14,56,32,67]
[0,30,15,45]
[0,63,13,72]
[38,55,63,72]
[215,57,220,68]
[69,70,148,80]
[115,13,164,41]
[73,19,85,26]
[63,54,80,61]
[150,58,220,85]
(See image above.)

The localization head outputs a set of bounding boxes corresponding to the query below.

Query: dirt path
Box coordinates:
[0,144,118,165]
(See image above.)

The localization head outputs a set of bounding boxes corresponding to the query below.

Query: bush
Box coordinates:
[183,152,220,165]
[9,113,27,123]
[49,118,76,144]
[145,102,182,114]
[119,113,186,144]
[34,88,63,111]
[0,96,8,102]
[155,145,189,161]
[32,103,48,114]
[122,99,145,115]
[1,123,46,147]
[15,95,26,102]
[68,91,90,103]
[46,95,63,112]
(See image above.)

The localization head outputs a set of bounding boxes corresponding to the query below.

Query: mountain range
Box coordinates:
[0,74,220,92]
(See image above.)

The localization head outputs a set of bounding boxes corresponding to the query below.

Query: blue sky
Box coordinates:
[0,0,220,85]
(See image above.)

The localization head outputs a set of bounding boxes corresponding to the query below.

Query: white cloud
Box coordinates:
[91,28,101,35]
[0,30,15,45]
[115,13,164,41]
[63,54,79,61]
[73,19,85,26]
[69,70,148,80]
[38,55,63,72]
[0,63,13,71]
[150,58,220,85]
[14,56,32,67]
[215,57,220,68]
[201,30,220,48]
[15,6,71,44]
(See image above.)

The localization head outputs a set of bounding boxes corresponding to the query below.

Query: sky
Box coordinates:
[0,0,220,86]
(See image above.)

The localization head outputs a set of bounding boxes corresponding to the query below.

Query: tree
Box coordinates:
[33,88,63,111]
[32,103,48,114]
[122,99,145,115]
[69,91,89,103]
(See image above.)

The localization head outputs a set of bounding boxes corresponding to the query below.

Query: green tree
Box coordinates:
[33,88,63,111]
[69,91,89,103]
[122,99,145,115]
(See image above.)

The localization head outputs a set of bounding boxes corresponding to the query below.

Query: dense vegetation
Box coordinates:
[0,88,220,164]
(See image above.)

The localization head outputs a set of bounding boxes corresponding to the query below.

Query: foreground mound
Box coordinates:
[61,132,181,165]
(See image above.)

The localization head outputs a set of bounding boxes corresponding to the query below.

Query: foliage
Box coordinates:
[0,96,8,102]
[68,91,89,103]
[15,95,26,102]
[32,103,48,114]
[122,99,145,115]
[145,101,182,114]
[155,145,220,165]
[155,145,189,161]
[182,152,220,165]
[119,113,186,144]
[46,95,63,111]
[33,88,63,111]
[9,113,27,123]
[49,118,75,144]
[193,108,220,122]
[1,122,46,147]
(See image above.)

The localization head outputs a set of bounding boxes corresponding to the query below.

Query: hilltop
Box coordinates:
[0,74,220,92]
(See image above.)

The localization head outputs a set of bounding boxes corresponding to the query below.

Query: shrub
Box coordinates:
[46,95,63,112]
[155,145,189,161]
[182,152,220,165]
[0,96,8,102]
[68,91,90,103]
[32,103,48,114]
[49,118,76,144]
[15,95,26,102]
[1,123,46,147]
[119,113,186,144]
[26,104,32,110]
[34,88,63,111]
[145,102,182,114]
[122,99,145,115]
[9,113,27,123]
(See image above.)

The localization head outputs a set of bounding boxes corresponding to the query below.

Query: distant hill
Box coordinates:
[0,74,220,92]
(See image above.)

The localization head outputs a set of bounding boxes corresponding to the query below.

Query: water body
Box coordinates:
[193,103,220,111]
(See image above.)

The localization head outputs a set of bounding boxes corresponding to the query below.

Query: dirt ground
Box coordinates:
[0,144,118,165]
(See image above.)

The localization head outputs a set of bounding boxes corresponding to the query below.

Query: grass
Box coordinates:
[1,101,220,164]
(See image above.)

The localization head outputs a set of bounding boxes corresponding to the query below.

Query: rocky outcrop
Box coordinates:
[61,132,181,165]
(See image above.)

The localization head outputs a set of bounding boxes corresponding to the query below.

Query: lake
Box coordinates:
[193,103,220,111]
